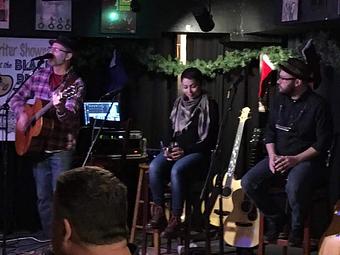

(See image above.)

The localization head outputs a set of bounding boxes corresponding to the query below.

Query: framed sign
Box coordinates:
[35,0,72,31]
[0,0,9,29]
[282,0,298,22]
[0,37,50,141]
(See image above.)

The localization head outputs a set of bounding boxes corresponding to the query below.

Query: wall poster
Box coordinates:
[35,0,72,31]
[281,0,298,22]
[0,37,50,141]
[0,0,10,29]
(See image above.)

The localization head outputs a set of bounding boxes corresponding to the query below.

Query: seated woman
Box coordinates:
[149,67,219,238]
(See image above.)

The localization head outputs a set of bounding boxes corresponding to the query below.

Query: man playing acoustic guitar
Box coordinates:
[241,58,332,247]
[9,36,85,239]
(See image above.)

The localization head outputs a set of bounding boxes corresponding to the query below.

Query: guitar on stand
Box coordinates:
[205,107,252,235]
[223,91,269,249]
[223,127,263,248]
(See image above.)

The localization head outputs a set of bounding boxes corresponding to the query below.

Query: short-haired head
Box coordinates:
[54,166,128,245]
[181,67,203,86]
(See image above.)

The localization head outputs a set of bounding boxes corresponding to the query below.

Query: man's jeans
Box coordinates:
[149,152,208,216]
[32,150,73,238]
[241,157,327,231]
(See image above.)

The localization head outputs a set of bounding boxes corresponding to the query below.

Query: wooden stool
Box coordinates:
[130,163,207,255]
[257,186,329,255]
[130,163,162,255]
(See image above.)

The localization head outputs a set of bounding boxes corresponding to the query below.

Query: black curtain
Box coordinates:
[186,34,263,179]
[124,34,177,149]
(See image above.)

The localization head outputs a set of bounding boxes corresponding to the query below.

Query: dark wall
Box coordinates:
[1,0,340,39]
[0,0,164,38]
[296,0,340,22]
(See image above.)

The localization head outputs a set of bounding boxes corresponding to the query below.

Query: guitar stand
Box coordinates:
[199,74,243,255]
[0,59,45,255]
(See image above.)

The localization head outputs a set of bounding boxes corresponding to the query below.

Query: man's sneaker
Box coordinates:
[161,215,182,238]
[149,205,167,230]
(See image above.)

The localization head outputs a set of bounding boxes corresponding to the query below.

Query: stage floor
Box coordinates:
[0,231,319,255]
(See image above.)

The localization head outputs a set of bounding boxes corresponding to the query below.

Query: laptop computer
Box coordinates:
[83,101,120,125]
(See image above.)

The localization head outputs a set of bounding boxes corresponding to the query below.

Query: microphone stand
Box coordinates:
[82,93,121,167]
[0,59,45,255]
[200,74,242,255]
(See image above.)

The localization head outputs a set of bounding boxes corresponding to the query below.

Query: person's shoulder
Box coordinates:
[208,97,217,102]
[30,67,52,81]
[307,90,328,106]
[173,96,182,104]
[208,97,218,108]
[206,95,217,104]
[36,66,50,73]
[271,92,286,105]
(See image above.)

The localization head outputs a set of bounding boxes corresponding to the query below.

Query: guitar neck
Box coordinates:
[225,121,246,177]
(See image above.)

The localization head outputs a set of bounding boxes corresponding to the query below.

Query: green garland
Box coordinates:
[139,46,296,78]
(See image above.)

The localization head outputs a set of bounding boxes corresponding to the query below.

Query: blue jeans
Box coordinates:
[32,150,73,237]
[241,157,327,231]
[149,152,208,216]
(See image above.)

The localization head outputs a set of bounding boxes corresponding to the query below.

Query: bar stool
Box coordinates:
[257,185,330,255]
[130,163,172,255]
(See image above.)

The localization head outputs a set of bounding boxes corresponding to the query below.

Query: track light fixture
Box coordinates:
[191,0,215,32]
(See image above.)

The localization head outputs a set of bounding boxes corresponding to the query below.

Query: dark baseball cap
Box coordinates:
[49,36,76,53]
[279,58,312,81]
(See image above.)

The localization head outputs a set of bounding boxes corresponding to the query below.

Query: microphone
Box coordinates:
[226,75,244,99]
[31,53,54,61]
[101,87,124,98]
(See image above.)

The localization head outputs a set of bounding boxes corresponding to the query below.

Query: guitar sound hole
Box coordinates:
[241,201,251,212]
[222,187,232,196]
[248,210,258,221]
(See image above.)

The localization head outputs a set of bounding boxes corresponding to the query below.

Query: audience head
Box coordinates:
[52,166,129,255]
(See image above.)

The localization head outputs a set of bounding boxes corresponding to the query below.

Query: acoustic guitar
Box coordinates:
[223,128,262,248]
[15,85,77,156]
[205,107,251,227]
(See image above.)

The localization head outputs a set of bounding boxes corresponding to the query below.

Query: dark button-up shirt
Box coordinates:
[264,89,332,157]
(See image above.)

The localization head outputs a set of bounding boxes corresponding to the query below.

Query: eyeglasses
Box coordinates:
[278,76,296,81]
[48,46,70,53]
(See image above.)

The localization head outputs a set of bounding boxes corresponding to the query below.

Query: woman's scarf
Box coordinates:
[169,93,210,142]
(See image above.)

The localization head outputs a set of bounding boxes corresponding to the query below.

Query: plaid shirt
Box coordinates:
[10,66,85,152]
